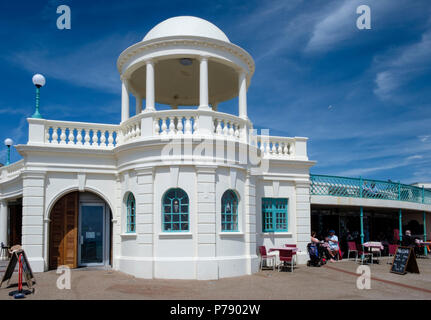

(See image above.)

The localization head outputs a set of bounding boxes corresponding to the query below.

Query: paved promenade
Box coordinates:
[1,258,430,300]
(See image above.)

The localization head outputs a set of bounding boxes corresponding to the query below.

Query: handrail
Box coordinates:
[310,174,431,205]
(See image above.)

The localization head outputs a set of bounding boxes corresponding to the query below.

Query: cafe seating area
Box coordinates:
[259,245,298,272]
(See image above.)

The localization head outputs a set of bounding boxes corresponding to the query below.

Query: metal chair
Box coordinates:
[387,244,398,264]
[347,241,358,261]
[278,249,295,272]
[359,245,373,265]
[284,244,297,264]
[259,246,276,271]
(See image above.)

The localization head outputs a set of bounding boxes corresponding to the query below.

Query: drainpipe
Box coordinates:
[424,211,427,256]
[399,209,403,243]
[360,206,364,260]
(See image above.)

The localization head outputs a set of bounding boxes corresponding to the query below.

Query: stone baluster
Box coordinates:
[265,140,270,155]
[228,121,235,137]
[154,118,160,135]
[115,131,120,146]
[92,130,99,146]
[136,124,141,137]
[278,142,283,155]
[52,127,59,144]
[100,130,107,147]
[84,129,91,146]
[289,142,295,157]
[271,141,277,154]
[161,117,168,135]
[45,126,51,143]
[76,129,83,145]
[59,127,67,144]
[222,121,228,136]
[184,117,192,135]
[234,123,240,139]
[68,128,75,145]
[168,116,176,135]
[177,117,183,135]
[216,119,222,135]
[193,117,198,134]
[283,142,289,156]
[108,131,114,147]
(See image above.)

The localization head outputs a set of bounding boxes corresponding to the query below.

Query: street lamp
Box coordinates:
[4,138,13,166]
[32,74,46,119]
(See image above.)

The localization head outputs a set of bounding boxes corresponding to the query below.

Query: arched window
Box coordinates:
[221,190,238,231]
[126,193,136,233]
[163,188,189,232]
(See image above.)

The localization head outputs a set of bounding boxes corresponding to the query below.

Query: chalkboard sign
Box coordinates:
[390,246,419,275]
[0,249,35,289]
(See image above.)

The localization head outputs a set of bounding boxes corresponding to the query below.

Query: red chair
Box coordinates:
[278,249,294,272]
[347,241,358,261]
[259,246,275,271]
[284,244,297,264]
[387,244,398,264]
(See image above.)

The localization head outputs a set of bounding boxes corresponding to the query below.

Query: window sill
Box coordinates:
[120,233,137,238]
[260,232,292,237]
[159,232,193,239]
[219,232,244,237]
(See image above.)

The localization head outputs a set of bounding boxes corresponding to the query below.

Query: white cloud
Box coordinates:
[305,0,362,52]
[374,27,431,100]
[6,33,139,94]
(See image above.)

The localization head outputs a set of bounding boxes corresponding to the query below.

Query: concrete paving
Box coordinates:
[1,257,431,300]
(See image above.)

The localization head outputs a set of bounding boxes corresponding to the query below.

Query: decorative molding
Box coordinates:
[229,168,237,190]
[77,172,86,192]
[170,166,179,188]
[117,37,255,77]
[272,181,280,197]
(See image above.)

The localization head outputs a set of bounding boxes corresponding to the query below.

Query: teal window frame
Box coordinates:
[126,193,136,233]
[262,198,288,232]
[221,190,238,232]
[163,188,189,232]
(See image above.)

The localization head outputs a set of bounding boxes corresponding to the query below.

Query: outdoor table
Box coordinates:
[268,247,299,267]
[417,241,431,257]
[363,242,383,264]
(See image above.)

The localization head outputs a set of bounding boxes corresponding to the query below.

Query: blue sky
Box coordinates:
[1,0,431,184]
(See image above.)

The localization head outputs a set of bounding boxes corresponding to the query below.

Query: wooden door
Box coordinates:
[9,204,22,246]
[49,192,78,269]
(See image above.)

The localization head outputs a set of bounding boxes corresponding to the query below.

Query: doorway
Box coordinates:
[78,202,110,266]
[49,191,111,270]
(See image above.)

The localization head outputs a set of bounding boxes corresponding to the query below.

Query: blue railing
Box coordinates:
[310,174,431,205]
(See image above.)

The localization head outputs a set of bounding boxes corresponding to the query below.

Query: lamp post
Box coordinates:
[32,74,46,119]
[4,138,13,166]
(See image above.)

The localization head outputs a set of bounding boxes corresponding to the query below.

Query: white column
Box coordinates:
[0,200,7,246]
[238,71,248,119]
[135,96,143,115]
[121,77,130,122]
[199,57,210,110]
[145,60,155,111]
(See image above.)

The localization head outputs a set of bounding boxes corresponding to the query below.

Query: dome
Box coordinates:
[143,16,230,43]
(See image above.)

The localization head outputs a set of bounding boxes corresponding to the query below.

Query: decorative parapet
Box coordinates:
[0,159,24,182]
[25,110,309,161]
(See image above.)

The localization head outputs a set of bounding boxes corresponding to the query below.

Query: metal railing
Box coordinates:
[310,174,431,205]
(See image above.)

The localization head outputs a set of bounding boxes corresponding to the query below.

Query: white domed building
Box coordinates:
[0,16,314,279]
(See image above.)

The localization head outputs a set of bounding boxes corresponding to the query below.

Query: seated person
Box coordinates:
[401,230,415,247]
[327,230,339,261]
[311,231,320,244]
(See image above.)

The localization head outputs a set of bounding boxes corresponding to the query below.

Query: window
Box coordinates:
[163,188,189,232]
[126,193,136,233]
[262,198,288,232]
[221,190,238,231]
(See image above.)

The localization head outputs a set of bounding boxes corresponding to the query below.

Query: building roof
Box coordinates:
[143,16,230,43]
